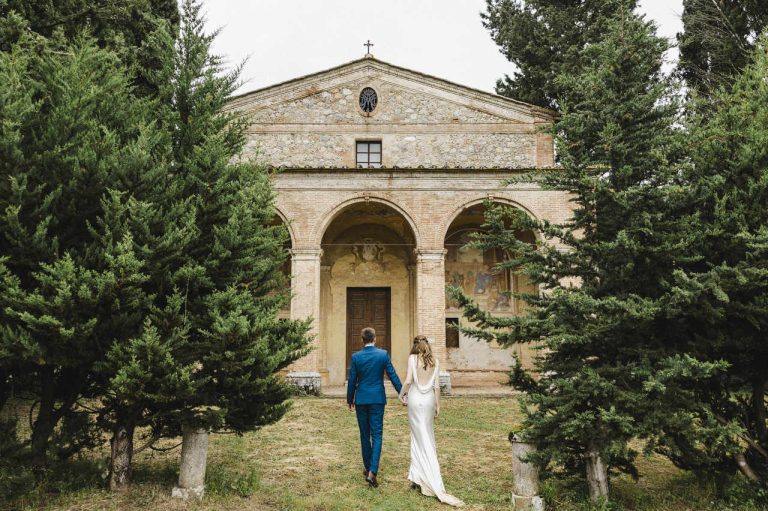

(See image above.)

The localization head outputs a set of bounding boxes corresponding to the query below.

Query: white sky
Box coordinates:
[202,0,684,96]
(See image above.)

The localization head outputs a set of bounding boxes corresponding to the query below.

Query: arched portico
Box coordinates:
[441,196,541,243]
[443,201,538,386]
[318,200,417,385]
[311,195,422,248]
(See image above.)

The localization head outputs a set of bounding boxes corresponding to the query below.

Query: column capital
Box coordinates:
[414,248,447,262]
[290,247,323,260]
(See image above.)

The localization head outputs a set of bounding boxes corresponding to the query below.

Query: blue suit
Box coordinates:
[347,345,402,475]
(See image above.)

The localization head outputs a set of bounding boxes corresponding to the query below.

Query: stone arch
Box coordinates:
[318,199,419,386]
[442,197,540,386]
[440,196,542,243]
[272,206,296,247]
[312,195,422,248]
[270,208,294,319]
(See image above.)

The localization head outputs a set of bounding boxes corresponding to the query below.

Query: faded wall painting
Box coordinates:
[445,230,512,313]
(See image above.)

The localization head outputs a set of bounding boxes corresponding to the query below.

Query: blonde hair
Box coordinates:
[410,335,435,369]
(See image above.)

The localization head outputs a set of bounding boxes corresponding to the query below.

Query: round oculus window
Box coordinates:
[359,87,378,113]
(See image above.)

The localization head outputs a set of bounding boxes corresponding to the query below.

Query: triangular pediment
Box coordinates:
[227,57,555,126]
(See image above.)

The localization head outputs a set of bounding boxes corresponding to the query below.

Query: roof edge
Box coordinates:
[229,56,556,119]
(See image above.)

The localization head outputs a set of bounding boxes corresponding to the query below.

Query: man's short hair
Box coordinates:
[361,327,376,343]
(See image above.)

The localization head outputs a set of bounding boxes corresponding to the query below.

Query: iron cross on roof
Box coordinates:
[364,40,374,53]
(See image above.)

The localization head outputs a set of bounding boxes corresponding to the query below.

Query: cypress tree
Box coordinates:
[677,0,768,99]
[482,0,636,110]
[653,36,768,490]
[454,6,700,500]
[0,31,173,463]
[95,0,310,489]
[0,0,179,96]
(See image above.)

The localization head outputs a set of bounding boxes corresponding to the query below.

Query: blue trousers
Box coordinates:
[355,403,385,474]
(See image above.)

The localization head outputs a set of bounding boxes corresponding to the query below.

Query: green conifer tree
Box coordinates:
[94,0,310,489]
[482,0,637,109]
[0,0,179,96]
[0,31,174,463]
[454,7,709,501]
[653,36,768,490]
[677,0,768,99]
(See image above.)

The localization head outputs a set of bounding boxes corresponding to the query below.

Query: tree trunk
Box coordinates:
[734,451,759,482]
[30,367,57,464]
[585,443,609,502]
[0,368,11,413]
[753,377,767,445]
[109,421,135,491]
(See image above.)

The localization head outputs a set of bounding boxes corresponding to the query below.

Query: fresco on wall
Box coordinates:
[445,230,512,312]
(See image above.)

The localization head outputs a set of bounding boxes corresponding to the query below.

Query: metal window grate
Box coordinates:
[356,141,382,168]
[359,87,378,113]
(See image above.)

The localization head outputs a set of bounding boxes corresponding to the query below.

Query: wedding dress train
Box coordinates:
[405,354,464,507]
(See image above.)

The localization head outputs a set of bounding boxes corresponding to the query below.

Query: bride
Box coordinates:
[399,335,464,507]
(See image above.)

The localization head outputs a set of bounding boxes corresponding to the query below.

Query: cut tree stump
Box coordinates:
[586,443,609,501]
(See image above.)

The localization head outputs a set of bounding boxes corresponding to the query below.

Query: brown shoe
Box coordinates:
[363,468,369,478]
[366,470,379,488]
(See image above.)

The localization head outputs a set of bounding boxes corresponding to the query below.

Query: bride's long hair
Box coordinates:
[410,335,435,370]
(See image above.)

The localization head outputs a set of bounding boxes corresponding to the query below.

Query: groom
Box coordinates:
[347,327,402,488]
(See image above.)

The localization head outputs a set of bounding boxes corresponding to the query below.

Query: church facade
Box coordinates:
[227,54,570,392]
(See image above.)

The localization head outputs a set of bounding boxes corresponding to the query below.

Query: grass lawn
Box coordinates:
[5,397,763,511]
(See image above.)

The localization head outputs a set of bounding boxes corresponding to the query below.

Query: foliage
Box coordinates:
[89,3,311,491]
[0,29,171,462]
[0,0,179,96]
[482,0,638,110]
[677,0,768,99]
[453,4,715,499]
[0,1,309,491]
[101,0,312,438]
[651,36,768,491]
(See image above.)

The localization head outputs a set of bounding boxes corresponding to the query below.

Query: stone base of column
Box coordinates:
[172,426,208,500]
[172,485,205,500]
[286,371,322,396]
[512,495,545,511]
[439,371,452,395]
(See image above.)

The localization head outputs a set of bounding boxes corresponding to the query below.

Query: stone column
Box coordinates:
[319,265,332,385]
[415,249,451,393]
[287,247,323,395]
[172,426,209,500]
[407,264,416,340]
[509,433,544,511]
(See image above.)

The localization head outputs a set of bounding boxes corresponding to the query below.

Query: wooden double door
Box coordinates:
[346,287,391,373]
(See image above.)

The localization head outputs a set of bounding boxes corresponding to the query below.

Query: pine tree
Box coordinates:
[482,0,636,110]
[677,0,768,99]
[652,36,768,490]
[454,7,702,501]
[94,0,310,489]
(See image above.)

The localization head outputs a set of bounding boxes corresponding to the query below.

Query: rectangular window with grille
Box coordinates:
[356,141,382,168]
[446,317,460,348]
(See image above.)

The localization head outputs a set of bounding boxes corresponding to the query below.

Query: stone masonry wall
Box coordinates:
[245,132,537,169]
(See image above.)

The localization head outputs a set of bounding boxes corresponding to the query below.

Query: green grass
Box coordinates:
[3,397,765,511]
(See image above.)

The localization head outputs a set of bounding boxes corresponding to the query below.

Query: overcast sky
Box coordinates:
[202,0,684,96]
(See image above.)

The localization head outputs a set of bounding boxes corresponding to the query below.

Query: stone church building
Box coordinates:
[227,52,569,393]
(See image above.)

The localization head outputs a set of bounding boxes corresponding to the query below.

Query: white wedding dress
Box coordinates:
[402,354,464,507]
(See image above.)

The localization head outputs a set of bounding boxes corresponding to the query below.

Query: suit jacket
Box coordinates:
[347,345,402,405]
